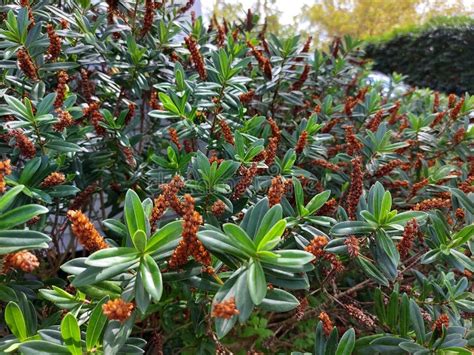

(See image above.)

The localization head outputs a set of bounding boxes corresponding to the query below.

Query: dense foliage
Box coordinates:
[0,1,473,354]
[365,17,474,94]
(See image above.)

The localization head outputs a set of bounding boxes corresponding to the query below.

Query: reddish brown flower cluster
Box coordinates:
[450,97,464,120]
[219,120,234,144]
[304,235,328,258]
[247,40,272,79]
[297,36,312,60]
[291,65,310,91]
[295,297,308,320]
[317,198,338,216]
[0,159,12,193]
[54,71,69,108]
[124,103,136,125]
[212,297,239,319]
[433,91,440,112]
[413,197,451,211]
[398,219,418,258]
[367,109,384,132]
[2,251,39,273]
[69,183,97,210]
[185,36,207,80]
[84,102,106,135]
[448,94,456,109]
[46,24,61,61]
[17,48,38,81]
[410,178,429,196]
[430,111,446,128]
[60,19,69,29]
[455,208,465,220]
[458,176,474,194]
[344,126,362,156]
[344,236,360,258]
[216,24,226,47]
[387,101,401,124]
[122,147,136,168]
[141,0,155,37]
[344,96,358,117]
[80,69,93,102]
[41,172,65,188]
[20,0,35,28]
[102,299,134,322]
[432,314,449,332]
[211,199,226,216]
[374,159,403,177]
[106,0,118,24]
[232,163,258,199]
[178,0,195,14]
[149,90,162,110]
[453,127,465,145]
[239,90,255,104]
[318,311,333,336]
[150,176,185,229]
[321,118,340,134]
[295,130,308,154]
[67,210,108,252]
[169,194,211,268]
[53,108,74,132]
[168,128,181,149]
[313,159,340,172]
[345,304,375,328]
[346,157,363,219]
[9,130,36,159]
[268,176,285,206]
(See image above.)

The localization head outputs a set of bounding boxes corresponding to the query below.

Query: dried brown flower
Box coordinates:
[212,297,239,319]
[239,90,255,104]
[17,48,38,81]
[344,126,362,156]
[67,210,108,252]
[398,219,418,258]
[141,0,155,37]
[413,198,451,211]
[168,128,181,149]
[268,176,285,206]
[0,159,12,193]
[80,69,93,102]
[295,130,308,154]
[345,304,375,328]
[305,235,328,258]
[41,172,66,188]
[318,311,333,336]
[46,24,61,61]
[69,183,97,211]
[3,251,39,273]
[453,127,465,145]
[313,159,340,172]
[450,98,464,120]
[185,36,207,80]
[374,159,404,177]
[232,163,258,199]
[9,130,36,159]
[219,120,234,144]
[432,314,449,332]
[54,71,69,108]
[211,200,226,216]
[367,109,384,132]
[344,236,360,258]
[291,64,310,91]
[346,156,363,219]
[247,40,272,80]
[102,299,134,322]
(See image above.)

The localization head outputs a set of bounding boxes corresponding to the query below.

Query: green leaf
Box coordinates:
[61,313,82,355]
[146,220,183,252]
[260,289,299,312]
[140,255,163,302]
[356,256,389,286]
[223,223,256,255]
[330,221,375,236]
[5,302,27,341]
[0,230,51,254]
[86,297,109,351]
[19,341,70,354]
[0,185,25,212]
[247,260,266,305]
[85,248,139,267]
[399,293,410,337]
[253,203,282,244]
[409,299,425,343]
[305,190,331,215]
[132,230,147,252]
[257,219,287,251]
[0,204,48,229]
[335,328,355,355]
[293,178,305,216]
[124,190,147,241]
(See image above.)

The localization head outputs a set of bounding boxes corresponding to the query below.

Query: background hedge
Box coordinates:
[365,17,474,94]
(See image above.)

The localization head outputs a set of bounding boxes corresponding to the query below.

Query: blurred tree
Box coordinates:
[300,0,473,41]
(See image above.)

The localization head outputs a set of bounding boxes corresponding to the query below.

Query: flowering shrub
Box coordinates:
[0,1,473,354]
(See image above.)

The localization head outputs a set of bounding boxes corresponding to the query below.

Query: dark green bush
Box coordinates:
[365,17,474,94]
